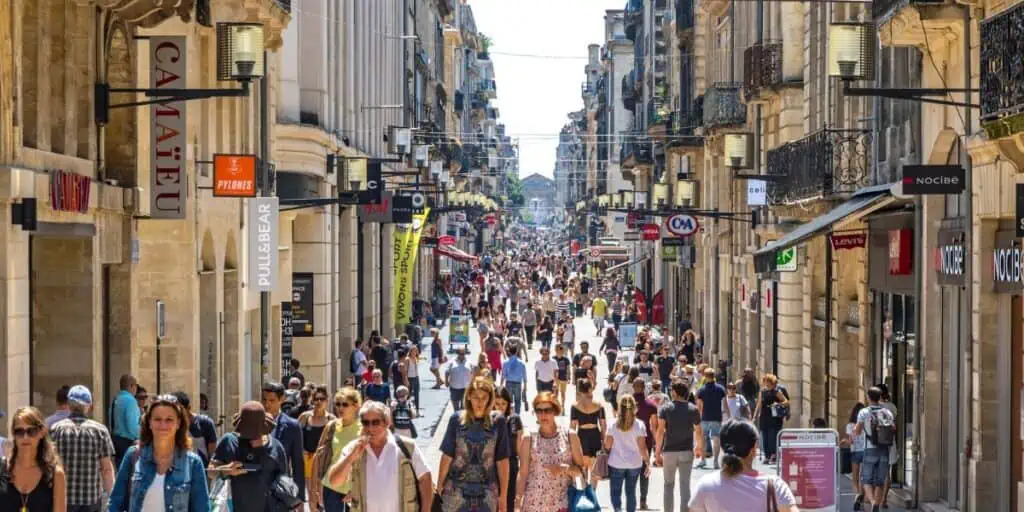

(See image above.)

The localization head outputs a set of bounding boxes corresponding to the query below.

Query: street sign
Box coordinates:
[247,197,279,292]
[439,235,456,246]
[665,214,700,237]
[778,429,840,512]
[642,223,660,241]
[777,246,797,272]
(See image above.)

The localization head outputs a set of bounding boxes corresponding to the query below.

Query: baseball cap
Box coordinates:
[67,385,93,405]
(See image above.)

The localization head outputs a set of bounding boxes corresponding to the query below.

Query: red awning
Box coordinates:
[436,245,479,264]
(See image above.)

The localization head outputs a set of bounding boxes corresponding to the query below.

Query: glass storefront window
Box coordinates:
[876,292,918,490]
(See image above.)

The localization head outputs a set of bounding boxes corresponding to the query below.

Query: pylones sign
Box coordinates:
[393,209,430,330]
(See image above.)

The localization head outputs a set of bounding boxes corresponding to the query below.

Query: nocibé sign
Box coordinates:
[993,230,1024,293]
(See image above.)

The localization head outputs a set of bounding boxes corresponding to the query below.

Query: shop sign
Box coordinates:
[357,191,393,223]
[291,273,314,337]
[901,165,966,195]
[1016,184,1024,237]
[935,229,966,286]
[150,36,188,219]
[359,161,384,205]
[247,197,278,292]
[624,230,640,241]
[778,429,840,511]
[678,246,695,268]
[392,194,415,224]
[993,230,1024,293]
[213,154,257,197]
[829,233,866,250]
[888,229,913,276]
[665,214,700,237]
[747,179,767,206]
[439,235,456,246]
[280,302,293,374]
[777,247,797,272]
[627,212,640,229]
[661,245,678,259]
[642,223,660,241]
[662,237,686,247]
[50,170,91,213]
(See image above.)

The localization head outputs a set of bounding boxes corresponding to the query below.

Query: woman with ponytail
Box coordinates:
[688,419,800,512]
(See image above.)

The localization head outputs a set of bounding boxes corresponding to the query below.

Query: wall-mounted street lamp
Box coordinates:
[95,22,265,124]
[674,180,697,208]
[652,183,669,209]
[724,133,753,170]
[611,193,622,209]
[622,190,635,209]
[829,22,978,108]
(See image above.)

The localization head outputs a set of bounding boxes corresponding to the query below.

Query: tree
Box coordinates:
[506,172,525,207]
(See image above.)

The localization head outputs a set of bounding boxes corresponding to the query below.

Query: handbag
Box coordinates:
[766,477,779,512]
[591,450,610,480]
[567,481,601,512]
[209,477,234,512]
[268,474,303,511]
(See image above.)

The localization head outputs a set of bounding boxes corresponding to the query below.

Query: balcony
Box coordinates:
[743,41,784,102]
[676,0,694,37]
[624,0,643,41]
[874,0,963,47]
[702,83,746,129]
[621,135,654,169]
[622,71,637,111]
[647,100,670,135]
[765,129,871,204]
[477,79,497,99]
[666,110,704,154]
[981,3,1024,139]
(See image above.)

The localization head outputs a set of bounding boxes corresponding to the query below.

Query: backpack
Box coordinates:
[350,350,359,374]
[868,406,896,447]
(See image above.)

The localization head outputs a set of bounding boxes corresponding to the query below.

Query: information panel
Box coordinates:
[449,315,471,352]
[777,429,840,512]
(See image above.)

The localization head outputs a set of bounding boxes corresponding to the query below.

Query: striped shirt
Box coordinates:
[556,302,571,315]
[611,302,625,315]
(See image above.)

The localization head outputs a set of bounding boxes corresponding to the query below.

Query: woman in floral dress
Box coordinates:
[437,376,511,512]
[515,392,585,512]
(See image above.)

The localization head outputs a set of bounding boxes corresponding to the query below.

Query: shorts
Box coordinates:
[556,380,568,395]
[701,421,722,438]
[850,450,864,464]
[303,451,314,480]
[537,380,555,392]
[431,358,441,370]
[860,447,890,486]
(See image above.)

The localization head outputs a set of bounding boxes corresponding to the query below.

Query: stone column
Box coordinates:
[292,209,334,385]
[777,253,804,424]
[969,218,999,512]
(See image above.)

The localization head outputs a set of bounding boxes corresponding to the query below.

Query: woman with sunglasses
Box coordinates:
[109,394,209,512]
[311,387,362,512]
[299,385,335,502]
[0,407,65,512]
[516,392,585,512]
[437,377,511,512]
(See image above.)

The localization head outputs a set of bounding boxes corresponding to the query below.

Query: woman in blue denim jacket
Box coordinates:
[108,394,210,512]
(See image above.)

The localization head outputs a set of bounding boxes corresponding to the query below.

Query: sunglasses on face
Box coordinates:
[336,401,352,408]
[13,426,41,438]
[534,407,556,415]
[360,418,384,427]
[313,396,327,402]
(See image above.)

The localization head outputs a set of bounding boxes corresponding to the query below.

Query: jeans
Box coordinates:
[760,421,781,459]
[639,464,649,503]
[612,314,622,330]
[323,487,349,512]
[861,447,890,486]
[506,381,523,415]
[408,376,421,408]
[662,451,695,512]
[609,466,642,512]
[701,421,722,460]
[606,351,618,372]
[536,380,554,393]
[451,387,466,411]
[525,326,535,346]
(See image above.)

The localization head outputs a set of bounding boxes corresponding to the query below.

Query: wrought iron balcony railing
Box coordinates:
[676,0,694,35]
[622,71,636,111]
[621,135,655,167]
[980,3,1024,137]
[702,83,746,128]
[477,79,497,99]
[743,41,783,102]
[765,129,871,204]
[648,99,669,127]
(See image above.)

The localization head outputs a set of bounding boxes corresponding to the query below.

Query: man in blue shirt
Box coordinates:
[695,368,728,469]
[501,344,527,414]
[261,380,306,500]
[109,374,141,467]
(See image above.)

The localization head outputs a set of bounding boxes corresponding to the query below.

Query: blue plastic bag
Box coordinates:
[568,484,601,512]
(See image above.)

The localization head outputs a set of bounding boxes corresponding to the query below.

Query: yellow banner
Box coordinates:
[393,209,430,331]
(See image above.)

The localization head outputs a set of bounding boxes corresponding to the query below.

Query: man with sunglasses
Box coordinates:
[329,401,434,512]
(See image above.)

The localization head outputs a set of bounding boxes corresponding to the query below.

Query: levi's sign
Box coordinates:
[901,165,965,195]
[829,233,866,250]
[248,197,279,292]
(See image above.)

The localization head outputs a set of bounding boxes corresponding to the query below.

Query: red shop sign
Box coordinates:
[829,233,866,250]
[50,170,91,214]
[438,235,457,246]
[642,223,660,241]
[888,229,913,275]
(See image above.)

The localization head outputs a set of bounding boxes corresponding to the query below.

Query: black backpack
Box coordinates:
[868,406,896,447]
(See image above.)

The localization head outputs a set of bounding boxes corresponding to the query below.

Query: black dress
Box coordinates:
[571,405,606,457]
[0,469,54,512]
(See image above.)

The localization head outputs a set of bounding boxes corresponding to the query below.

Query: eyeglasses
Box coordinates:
[336,401,353,408]
[12,426,40,438]
[360,418,384,427]
[534,407,556,415]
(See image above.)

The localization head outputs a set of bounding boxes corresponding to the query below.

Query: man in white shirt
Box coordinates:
[445,348,475,411]
[329,401,433,512]
[451,295,464,316]
[534,347,558,393]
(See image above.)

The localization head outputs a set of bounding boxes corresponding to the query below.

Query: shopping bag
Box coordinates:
[209,477,233,512]
[568,482,601,512]
[591,450,609,480]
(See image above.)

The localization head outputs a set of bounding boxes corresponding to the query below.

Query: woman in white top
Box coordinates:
[604,395,650,512]
[688,419,799,512]
[844,402,867,509]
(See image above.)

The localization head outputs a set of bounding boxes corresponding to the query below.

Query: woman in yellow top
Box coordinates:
[311,387,362,512]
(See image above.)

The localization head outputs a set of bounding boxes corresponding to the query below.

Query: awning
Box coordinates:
[753,184,896,273]
[606,256,651,273]
[436,245,479,264]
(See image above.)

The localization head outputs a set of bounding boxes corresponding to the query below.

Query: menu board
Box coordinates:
[778,429,839,512]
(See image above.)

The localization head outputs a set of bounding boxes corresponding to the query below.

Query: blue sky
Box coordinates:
[468,0,626,179]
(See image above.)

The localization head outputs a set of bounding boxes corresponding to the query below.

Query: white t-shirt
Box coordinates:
[607,419,646,470]
[353,350,368,375]
[452,296,463,311]
[340,437,430,512]
[846,422,866,452]
[535,359,558,383]
[688,472,796,512]
[725,395,748,419]
[141,473,166,512]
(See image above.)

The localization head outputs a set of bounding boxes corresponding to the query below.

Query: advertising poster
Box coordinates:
[618,322,638,349]
[449,315,471,350]
[393,209,430,329]
[291,273,314,337]
[778,429,839,512]
[280,302,293,374]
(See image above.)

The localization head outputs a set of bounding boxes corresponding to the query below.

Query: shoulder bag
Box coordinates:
[766,477,779,512]
[568,476,601,512]
[395,434,442,512]
[591,450,609,480]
